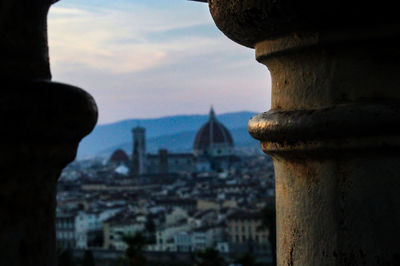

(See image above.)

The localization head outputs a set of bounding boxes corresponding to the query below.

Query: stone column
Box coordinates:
[0,0,98,265]
[208,1,400,265]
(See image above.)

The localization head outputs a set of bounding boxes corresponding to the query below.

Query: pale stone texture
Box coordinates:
[208,0,400,265]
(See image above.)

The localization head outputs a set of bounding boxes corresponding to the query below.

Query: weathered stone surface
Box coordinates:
[208,0,400,47]
[248,32,400,265]
[207,0,400,265]
[272,153,400,265]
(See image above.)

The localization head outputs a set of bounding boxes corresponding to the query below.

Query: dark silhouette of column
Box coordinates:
[207,0,400,265]
[0,0,97,265]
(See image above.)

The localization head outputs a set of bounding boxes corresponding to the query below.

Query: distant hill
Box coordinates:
[96,126,260,158]
[77,111,259,159]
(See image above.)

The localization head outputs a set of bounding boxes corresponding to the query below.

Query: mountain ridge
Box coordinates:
[77,111,259,159]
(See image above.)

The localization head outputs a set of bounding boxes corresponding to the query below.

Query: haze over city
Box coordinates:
[48,0,271,124]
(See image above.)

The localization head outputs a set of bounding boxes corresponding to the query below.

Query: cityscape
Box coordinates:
[56,108,276,265]
[2,0,398,265]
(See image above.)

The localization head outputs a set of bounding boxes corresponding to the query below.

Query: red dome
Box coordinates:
[109,149,129,164]
[193,108,234,151]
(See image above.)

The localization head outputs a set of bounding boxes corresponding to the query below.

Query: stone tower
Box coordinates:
[131,126,146,176]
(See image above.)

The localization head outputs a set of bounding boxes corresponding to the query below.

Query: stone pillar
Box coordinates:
[208,1,400,265]
[0,0,98,265]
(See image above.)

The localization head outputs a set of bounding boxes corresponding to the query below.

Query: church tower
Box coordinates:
[131,126,146,176]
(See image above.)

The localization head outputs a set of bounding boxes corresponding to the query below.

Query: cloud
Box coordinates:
[48,0,271,124]
[48,3,219,74]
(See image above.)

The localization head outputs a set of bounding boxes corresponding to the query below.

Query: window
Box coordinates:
[262,235,267,243]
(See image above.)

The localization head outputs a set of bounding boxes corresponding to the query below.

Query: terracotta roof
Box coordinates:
[109,149,130,164]
[227,210,261,221]
[193,107,234,151]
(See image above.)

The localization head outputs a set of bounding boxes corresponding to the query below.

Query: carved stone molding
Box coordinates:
[208,0,400,265]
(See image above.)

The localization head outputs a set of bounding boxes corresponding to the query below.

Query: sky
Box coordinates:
[48,0,271,125]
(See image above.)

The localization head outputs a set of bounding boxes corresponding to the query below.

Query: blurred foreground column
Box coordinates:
[0,0,97,265]
[208,1,400,265]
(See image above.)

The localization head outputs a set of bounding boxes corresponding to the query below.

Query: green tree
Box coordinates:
[196,248,225,266]
[122,232,148,266]
[145,215,156,244]
[82,249,96,266]
[236,252,256,266]
[145,215,156,233]
[57,247,74,266]
[259,201,276,266]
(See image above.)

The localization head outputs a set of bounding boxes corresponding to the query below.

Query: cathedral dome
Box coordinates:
[193,107,234,156]
[109,149,129,164]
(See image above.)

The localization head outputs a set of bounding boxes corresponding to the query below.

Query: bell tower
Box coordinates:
[131,126,146,176]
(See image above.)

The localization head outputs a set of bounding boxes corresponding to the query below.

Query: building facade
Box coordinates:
[127,107,237,176]
[56,212,76,249]
[226,210,270,254]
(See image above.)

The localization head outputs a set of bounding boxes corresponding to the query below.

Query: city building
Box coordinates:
[108,149,130,166]
[128,107,239,176]
[56,211,77,249]
[103,211,146,250]
[193,107,234,157]
[226,210,270,254]
[147,149,196,175]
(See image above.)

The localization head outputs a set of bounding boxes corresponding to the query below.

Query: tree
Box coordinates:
[56,247,74,266]
[145,215,156,233]
[259,201,276,266]
[82,249,96,266]
[236,252,256,266]
[145,215,156,244]
[122,232,148,266]
[196,248,225,266]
